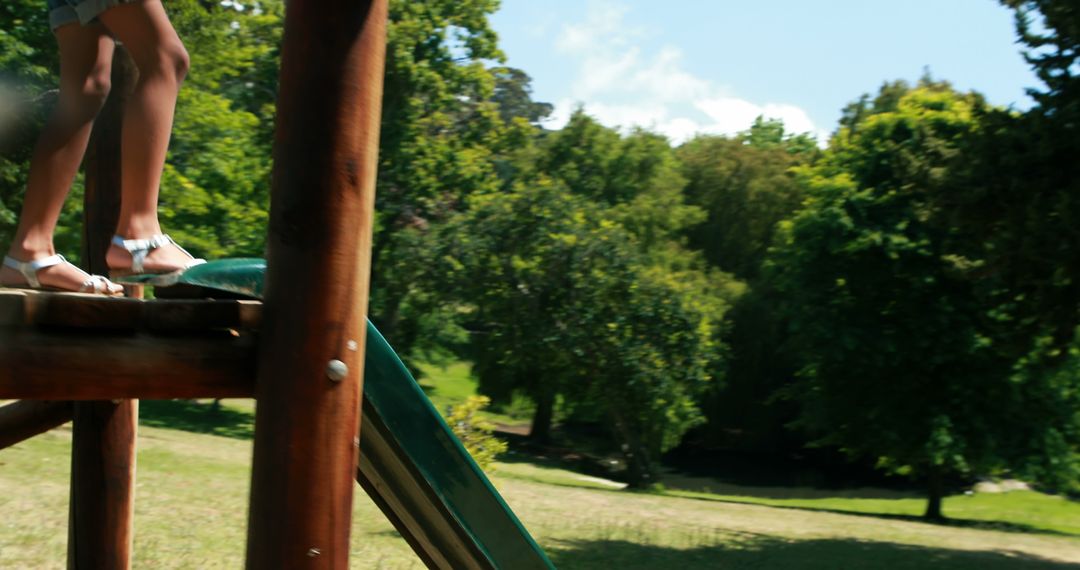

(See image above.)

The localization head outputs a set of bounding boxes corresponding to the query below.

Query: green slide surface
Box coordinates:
[170,259,554,570]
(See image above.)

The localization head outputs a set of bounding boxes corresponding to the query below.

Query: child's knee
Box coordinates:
[84,72,112,107]
[61,71,111,120]
[144,41,190,86]
[167,42,190,83]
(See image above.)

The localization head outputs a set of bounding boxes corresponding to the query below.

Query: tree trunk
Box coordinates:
[924,467,945,521]
[529,386,555,444]
[610,409,657,489]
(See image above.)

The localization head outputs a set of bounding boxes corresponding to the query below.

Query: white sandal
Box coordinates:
[109,234,206,287]
[2,254,122,296]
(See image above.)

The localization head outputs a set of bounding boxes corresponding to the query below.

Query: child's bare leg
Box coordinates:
[0,23,116,290]
[99,0,193,273]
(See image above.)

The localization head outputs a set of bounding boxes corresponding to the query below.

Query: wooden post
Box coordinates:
[69,46,139,570]
[67,401,138,569]
[245,0,387,567]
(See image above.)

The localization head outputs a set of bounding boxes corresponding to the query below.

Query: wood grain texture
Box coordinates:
[67,400,138,570]
[0,330,257,400]
[245,0,388,567]
[0,290,261,331]
[0,400,74,450]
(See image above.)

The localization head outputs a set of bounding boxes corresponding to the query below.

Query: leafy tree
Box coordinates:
[942,1,1080,357]
[490,66,553,125]
[459,110,737,449]
[370,0,539,347]
[768,85,1029,519]
[738,116,819,158]
[676,128,813,281]
[675,121,818,452]
[436,182,731,485]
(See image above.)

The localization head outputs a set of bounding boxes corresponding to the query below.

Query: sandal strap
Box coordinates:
[3,254,66,288]
[112,234,176,273]
[81,275,113,294]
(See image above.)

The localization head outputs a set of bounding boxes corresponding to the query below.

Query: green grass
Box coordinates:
[663,485,1080,537]
[414,361,534,426]
[3,400,1080,569]
[6,399,1080,565]
[414,361,477,415]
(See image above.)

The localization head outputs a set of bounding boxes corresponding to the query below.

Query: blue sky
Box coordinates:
[490,0,1039,143]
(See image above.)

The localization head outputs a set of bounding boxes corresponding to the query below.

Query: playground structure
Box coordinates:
[0,1,553,568]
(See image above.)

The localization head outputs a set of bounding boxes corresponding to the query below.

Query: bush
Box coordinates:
[447,395,508,472]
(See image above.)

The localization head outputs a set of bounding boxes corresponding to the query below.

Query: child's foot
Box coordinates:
[106,234,204,276]
[0,249,124,295]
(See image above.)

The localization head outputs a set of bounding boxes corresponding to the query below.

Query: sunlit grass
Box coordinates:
[2,421,1080,569]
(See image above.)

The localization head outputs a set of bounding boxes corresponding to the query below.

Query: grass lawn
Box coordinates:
[1,399,1079,568]
[414,361,535,427]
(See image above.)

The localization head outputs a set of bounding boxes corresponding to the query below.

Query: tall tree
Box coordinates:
[369,0,537,346]
[768,84,1079,519]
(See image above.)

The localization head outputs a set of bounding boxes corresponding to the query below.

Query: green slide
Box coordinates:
[160,259,555,570]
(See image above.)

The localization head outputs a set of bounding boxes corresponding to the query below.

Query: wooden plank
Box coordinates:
[30,291,142,330]
[0,330,257,400]
[0,400,74,450]
[245,0,388,567]
[0,290,261,332]
[143,299,262,332]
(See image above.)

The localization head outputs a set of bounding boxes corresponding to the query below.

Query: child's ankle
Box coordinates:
[7,238,55,259]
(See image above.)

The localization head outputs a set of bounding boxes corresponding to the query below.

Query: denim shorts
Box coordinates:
[46,0,137,31]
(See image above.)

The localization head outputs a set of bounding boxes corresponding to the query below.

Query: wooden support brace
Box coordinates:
[0,400,74,450]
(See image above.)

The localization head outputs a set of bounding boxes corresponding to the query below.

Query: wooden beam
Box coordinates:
[0,400,74,450]
[0,290,262,332]
[0,330,257,400]
[245,0,388,567]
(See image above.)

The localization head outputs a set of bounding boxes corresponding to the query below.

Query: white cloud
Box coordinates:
[547,0,826,145]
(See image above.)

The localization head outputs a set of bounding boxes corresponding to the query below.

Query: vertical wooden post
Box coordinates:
[245,0,388,568]
[67,401,139,570]
[69,46,139,570]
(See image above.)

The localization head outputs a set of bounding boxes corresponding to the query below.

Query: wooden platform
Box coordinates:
[0,290,261,400]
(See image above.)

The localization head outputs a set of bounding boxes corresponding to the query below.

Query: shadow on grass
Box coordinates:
[547,536,1080,570]
[140,399,254,440]
[672,492,1079,539]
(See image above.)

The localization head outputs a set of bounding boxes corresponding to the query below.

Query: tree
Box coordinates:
[675,121,818,453]
[369,0,542,348]
[490,66,553,125]
[676,127,814,281]
[435,182,732,485]
[942,1,1080,356]
[768,84,1045,520]
[461,110,736,446]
